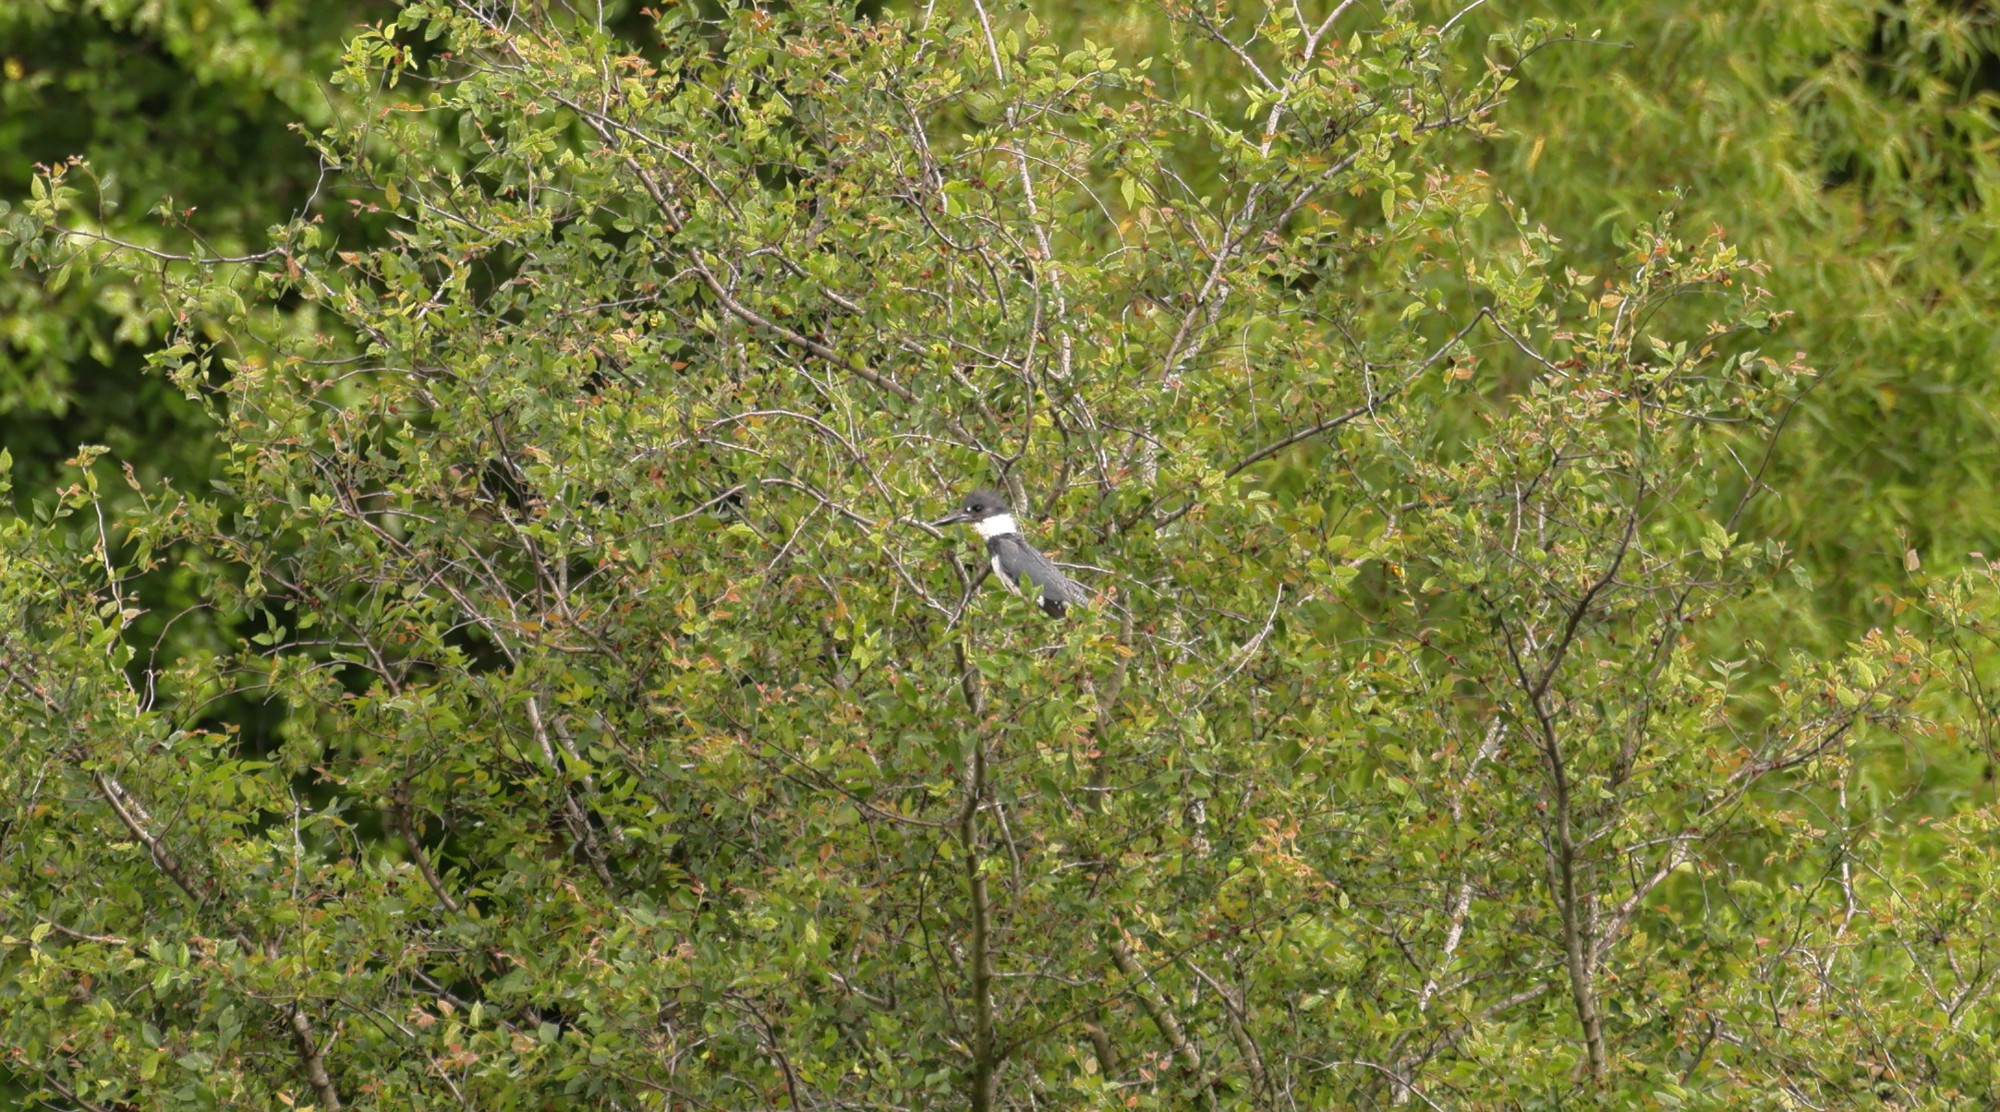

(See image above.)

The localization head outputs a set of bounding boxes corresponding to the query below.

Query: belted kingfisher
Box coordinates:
[933,489,1088,618]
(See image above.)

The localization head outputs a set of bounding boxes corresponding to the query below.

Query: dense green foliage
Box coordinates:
[3,0,1998,1107]
[1458,0,2000,636]
[0,0,394,488]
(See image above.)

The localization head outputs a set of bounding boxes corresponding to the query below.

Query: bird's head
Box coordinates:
[931,489,1013,531]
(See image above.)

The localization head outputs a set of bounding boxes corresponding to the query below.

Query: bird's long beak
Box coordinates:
[931,510,972,528]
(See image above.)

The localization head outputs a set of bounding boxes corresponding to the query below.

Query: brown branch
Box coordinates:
[1531,505,1638,702]
[49,222,285,266]
[1481,483,1642,1085]
[725,991,804,1112]
[286,1006,342,1111]
[33,915,129,947]
[1108,934,1218,1110]
[1082,1011,1119,1081]
[1184,959,1269,1100]
[953,638,998,1112]
[1416,720,1506,1017]
[1544,511,1639,1081]
[1,1047,113,1112]
[92,771,345,1110]
[1490,604,1605,1083]
[388,798,463,915]
[92,772,206,909]
[525,693,614,886]
[1089,606,1136,800]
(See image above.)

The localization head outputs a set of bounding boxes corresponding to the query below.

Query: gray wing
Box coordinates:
[987,535,1087,617]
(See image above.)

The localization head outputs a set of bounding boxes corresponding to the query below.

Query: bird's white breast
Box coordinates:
[973,513,1018,539]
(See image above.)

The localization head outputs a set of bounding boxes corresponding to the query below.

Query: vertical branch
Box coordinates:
[969,0,1074,386]
[1089,606,1135,801]
[1493,608,1607,1084]
[953,638,998,1112]
[1547,735,1607,1083]
[1490,497,1637,1084]
[1082,1010,1120,1081]
[1416,719,1506,1013]
[286,1006,343,1112]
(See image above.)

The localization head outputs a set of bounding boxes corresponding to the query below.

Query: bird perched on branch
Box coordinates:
[933,489,1089,618]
